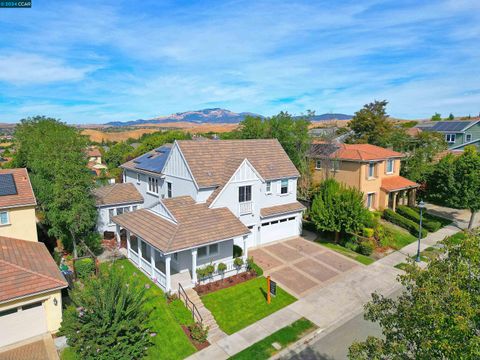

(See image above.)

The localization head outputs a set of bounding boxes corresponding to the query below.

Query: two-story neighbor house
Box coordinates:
[113,139,305,292]
[310,143,419,211]
[423,120,480,150]
[0,168,37,242]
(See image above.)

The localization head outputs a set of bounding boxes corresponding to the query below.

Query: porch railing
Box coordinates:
[154,268,166,288]
[130,250,139,265]
[196,257,246,279]
[239,201,253,215]
[140,257,151,273]
[178,283,202,324]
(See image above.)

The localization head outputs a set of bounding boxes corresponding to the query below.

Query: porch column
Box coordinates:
[138,238,143,264]
[191,249,197,284]
[126,230,131,259]
[165,255,171,292]
[392,192,398,211]
[115,224,121,248]
[242,236,248,261]
[150,246,156,279]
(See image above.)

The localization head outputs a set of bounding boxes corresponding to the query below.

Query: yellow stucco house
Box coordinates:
[0,169,67,351]
[0,168,38,242]
[310,143,419,210]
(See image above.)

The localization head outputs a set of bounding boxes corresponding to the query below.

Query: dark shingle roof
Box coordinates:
[429,120,479,132]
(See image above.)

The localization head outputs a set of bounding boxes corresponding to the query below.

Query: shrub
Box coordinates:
[197,264,215,280]
[362,228,375,238]
[234,257,244,268]
[246,257,263,276]
[217,262,227,273]
[188,322,209,343]
[345,241,358,252]
[233,245,243,258]
[396,206,441,232]
[357,239,375,256]
[75,258,95,279]
[383,209,428,238]
[53,249,62,265]
[302,220,317,232]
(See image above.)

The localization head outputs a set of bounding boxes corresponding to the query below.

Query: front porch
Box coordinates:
[116,226,248,293]
[387,188,417,211]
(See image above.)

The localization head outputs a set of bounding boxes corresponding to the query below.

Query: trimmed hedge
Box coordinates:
[247,257,264,276]
[75,257,95,279]
[383,209,428,238]
[397,206,441,232]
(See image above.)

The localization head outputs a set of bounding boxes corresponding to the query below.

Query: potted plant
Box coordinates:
[233,257,244,273]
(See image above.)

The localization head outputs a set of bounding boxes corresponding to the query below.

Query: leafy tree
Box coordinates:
[448,113,455,120]
[238,115,267,139]
[61,265,152,359]
[427,146,480,229]
[103,142,133,169]
[310,179,370,242]
[349,230,480,359]
[132,130,191,157]
[431,112,442,121]
[13,116,98,253]
[347,100,393,147]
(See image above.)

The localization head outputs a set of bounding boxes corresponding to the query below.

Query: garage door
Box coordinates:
[0,301,48,347]
[259,216,299,245]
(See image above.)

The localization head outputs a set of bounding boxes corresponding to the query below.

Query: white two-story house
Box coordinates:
[113,139,305,292]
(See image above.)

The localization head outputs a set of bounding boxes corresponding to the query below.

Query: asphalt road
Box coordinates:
[283,289,402,360]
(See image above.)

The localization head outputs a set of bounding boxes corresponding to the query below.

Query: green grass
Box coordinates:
[315,239,375,265]
[60,260,196,360]
[382,222,417,250]
[201,277,297,334]
[229,318,317,360]
[447,231,467,244]
[394,262,409,271]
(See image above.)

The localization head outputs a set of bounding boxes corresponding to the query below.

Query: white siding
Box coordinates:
[96,203,143,233]
[124,169,162,208]
[163,145,194,181]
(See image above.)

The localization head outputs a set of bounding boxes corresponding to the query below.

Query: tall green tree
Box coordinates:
[132,130,191,157]
[349,230,480,359]
[13,116,98,253]
[427,146,480,229]
[238,115,267,139]
[431,112,442,121]
[61,265,152,359]
[103,142,133,169]
[347,100,393,147]
[310,179,370,241]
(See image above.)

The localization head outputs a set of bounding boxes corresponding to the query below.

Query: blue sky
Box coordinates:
[0,0,479,124]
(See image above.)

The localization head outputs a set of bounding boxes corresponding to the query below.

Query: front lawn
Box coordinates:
[229,318,317,360]
[381,222,417,249]
[201,276,296,334]
[62,259,196,360]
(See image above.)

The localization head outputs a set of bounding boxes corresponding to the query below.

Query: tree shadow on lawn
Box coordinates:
[260,287,268,300]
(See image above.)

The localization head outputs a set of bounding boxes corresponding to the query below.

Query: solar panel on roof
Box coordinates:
[432,121,471,132]
[0,173,17,196]
[134,146,171,173]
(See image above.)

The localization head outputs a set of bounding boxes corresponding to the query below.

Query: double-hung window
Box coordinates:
[148,177,159,194]
[266,181,272,194]
[136,173,141,184]
[386,159,394,174]
[368,163,375,178]
[198,244,219,258]
[239,185,252,202]
[0,211,9,225]
[280,179,288,194]
[108,209,115,224]
[315,160,322,170]
[166,182,172,198]
[445,134,456,143]
[367,193,375,209]
[466,134,472,142]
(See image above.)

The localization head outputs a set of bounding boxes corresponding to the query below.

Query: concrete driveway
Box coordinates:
[250,237,360,298]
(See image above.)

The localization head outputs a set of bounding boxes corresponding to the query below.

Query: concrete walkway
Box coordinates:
[186,206,478,360]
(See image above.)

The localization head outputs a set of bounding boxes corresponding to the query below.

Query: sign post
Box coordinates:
[267,276,271,304]
[267,276,277,304]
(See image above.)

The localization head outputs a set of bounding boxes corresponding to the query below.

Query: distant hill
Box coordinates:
[105,108,261,126]
[105,108,353,126]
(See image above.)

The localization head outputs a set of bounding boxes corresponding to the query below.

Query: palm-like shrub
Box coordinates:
[61,265,152,359]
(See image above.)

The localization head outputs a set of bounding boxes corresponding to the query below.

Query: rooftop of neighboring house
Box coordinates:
[0,168,36,210]
[0,236,67,303]
[112,196,249,253]
[310,142,403,162]
[93,183,143,207]
[422,120,480,133]
[86,147,102,158]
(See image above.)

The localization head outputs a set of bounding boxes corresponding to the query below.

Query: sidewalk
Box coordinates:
[187,208,477,360]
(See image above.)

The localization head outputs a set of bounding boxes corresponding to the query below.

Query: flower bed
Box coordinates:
[181,325,210,351]
[194,270,257,296]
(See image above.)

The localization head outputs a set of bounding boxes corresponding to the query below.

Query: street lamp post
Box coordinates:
[416,200,425,262]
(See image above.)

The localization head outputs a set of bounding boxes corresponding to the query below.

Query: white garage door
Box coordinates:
[0,301,48,347]
[259,215,299,245]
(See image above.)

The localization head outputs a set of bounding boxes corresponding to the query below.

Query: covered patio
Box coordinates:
[381,176,420,211]
[111,196,251,292]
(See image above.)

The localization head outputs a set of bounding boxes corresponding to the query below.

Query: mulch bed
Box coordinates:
[193,270,257,296]
[181,325,210,351]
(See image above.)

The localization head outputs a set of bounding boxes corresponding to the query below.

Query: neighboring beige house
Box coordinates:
[0,236,68,348]
[310,143,419,210]
[0,168,38,242]
[87,146,103,164]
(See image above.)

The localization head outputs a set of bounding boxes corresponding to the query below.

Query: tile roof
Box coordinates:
[92,183,143,207]
[112,196,249,253]
[0,237,67,303]
[86,147,102,157]
[310,143,403,161]
[0,168,36,210]
[260,201,306,218]
[381,176,419,192]
[176,139,299,188]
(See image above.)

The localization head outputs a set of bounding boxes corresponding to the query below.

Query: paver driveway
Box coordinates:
[250,237,359,297]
